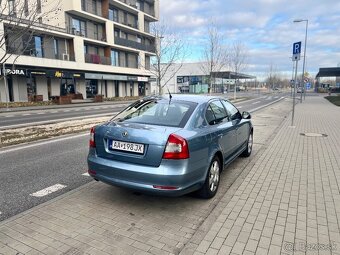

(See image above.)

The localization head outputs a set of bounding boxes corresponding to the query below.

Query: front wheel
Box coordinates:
[241,131,253,157]
[197,156,221,199]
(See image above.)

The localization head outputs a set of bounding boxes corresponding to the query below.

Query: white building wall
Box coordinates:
[77,79,87,99]
[36,76,48,101]
[0,80,6,102]
[106,81,114,97]
[51,78,60,97]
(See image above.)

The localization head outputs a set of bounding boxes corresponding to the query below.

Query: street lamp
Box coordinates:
[294,19,308,102]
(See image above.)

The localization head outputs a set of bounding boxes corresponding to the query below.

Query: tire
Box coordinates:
[241,131,253,157]
[197,156,221,199]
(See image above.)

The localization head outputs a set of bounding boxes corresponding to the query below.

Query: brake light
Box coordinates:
[89,127,96,148]
[163,134,189,159]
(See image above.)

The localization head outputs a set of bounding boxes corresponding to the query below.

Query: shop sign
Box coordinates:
[127,76,138,81]
[85,73,128,81]
[46,70,84,79]
[137,77,149,82]
[1,68,26,76]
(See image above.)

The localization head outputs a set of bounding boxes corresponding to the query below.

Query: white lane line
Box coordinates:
[237,106,243,109]
[50,111,58,113]
[63,110,70,112]
[252,101,261,105]
[22,113,31,116]
[0,133,89,154]
[30,184,67,197]
[4,115,14,117]
[82,173,90,176]
[74,109,81,111]
[36,112,46,115]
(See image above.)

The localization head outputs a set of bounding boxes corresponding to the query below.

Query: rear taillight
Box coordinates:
[163,134,189,159]
[89,127,96,148]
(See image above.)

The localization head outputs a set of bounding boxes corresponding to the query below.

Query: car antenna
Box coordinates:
[165,84,172,101]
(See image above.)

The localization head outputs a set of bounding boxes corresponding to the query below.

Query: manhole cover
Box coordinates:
[300,133,328,137]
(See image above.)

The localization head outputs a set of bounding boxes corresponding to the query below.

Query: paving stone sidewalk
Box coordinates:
[186,96,340,255]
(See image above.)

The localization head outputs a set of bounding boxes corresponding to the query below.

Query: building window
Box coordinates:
[53,39,59,58]
[81,0,86,11]
[34,36,43,57]
[72,18,86,36]
[8,0,16,15]
[114,29,119,37]
[92,0,97,15]
[109,7,118,22]
[120,31,127,39]
[137,35,142,43]
[93,24,98,40]
[36,0,41,13]
[111,50,119,66]
[136,1,140,10]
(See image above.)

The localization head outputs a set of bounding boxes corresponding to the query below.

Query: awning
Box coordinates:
[211,71,256,79]
[316,67,340,78]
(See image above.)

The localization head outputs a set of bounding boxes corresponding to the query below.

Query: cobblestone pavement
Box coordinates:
[185,96,340,255]
[0,97,325,255]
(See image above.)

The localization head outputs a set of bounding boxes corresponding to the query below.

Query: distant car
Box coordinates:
[297,87,304,93]
[87,95,253,198]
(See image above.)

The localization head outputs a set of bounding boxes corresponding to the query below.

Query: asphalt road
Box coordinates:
[0,92,286,129]
[0,103,129,129]
[0,92,288,221]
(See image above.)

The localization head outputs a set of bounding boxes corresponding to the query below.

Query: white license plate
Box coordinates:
[110,140,144,154]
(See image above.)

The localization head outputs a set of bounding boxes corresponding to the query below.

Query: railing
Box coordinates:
[85,53,111,65]
[6,46,75,61]
[67,27,107,42]
[117,0,155,17]
[0,13,67,33]
[114,37,155,53]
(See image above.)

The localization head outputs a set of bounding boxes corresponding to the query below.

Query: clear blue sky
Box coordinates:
[160,0,340,80]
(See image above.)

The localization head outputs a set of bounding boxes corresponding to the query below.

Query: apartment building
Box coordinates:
[0,0,159,103]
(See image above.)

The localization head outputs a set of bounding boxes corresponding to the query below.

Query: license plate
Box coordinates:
[110,140,144,154]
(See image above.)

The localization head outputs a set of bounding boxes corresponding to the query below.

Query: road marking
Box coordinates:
[50,111,58,113]
[30,184,67,197]
[0,133,89,154]
[63,110,70,112]
[4,115,14,117]
[22,113,31,116]
[237,106,243,109]
[74,109,80,111]
[0,112,116,130]
[36,112,45,115]
[249,97,285,113]
[252,101,261,104]
[82,173,90,176]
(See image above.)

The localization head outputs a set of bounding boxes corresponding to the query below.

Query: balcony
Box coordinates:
[117,0,155,17]
[6,46,75,61]
[114,37,155,53]
[85,53,111,65]
[67,27,107,42]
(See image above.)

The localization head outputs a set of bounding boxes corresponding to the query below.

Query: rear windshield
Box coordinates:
[111,99,197,127]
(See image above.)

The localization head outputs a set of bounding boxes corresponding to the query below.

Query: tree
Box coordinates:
[200,22,228,94]
[229,41,248,99]
[150,20,187,95]
[0,0,61,66]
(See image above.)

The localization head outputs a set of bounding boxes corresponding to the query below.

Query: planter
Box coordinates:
[94,95,103,102]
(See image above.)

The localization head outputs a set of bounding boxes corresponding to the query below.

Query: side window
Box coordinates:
[222,100,240,120]
[205,100,228,125]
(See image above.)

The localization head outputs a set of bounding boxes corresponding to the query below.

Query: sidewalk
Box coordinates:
[184,96,340,255]
[0,96,338,255]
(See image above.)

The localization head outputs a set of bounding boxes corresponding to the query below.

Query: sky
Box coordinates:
[159,0,340,80]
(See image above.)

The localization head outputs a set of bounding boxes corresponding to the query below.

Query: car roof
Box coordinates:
[142,94,225,104]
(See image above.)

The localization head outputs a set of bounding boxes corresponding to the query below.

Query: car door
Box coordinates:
[221,100,249,151]
[205,100,237,161]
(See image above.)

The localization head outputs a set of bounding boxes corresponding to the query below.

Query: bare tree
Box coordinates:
[229,41,248,99]
[150,20,187,95]
[0,0,61,66]
[200,22,228,94]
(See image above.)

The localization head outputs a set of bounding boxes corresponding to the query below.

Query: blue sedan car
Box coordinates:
[87,95,253,198]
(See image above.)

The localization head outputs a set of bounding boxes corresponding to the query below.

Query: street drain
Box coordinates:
[300,133,328,137]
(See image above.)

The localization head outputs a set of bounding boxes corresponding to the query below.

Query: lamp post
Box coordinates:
[294,19,308,102]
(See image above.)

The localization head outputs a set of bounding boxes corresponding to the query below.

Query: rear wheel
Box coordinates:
[241,131,253,157]
[197,156,221,199]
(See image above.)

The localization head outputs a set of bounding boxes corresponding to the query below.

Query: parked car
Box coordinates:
[297,87,304,93]
[87,95,253,198]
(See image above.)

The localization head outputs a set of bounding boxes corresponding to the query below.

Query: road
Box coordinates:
[0,93,288,221]
[0,92,286,129]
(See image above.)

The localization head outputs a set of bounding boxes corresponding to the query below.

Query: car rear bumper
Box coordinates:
[87,154,205,196]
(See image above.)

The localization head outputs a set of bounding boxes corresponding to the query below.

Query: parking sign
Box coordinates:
[292,41,301,61]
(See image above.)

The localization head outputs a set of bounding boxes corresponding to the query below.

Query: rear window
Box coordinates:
[111,99,197,127]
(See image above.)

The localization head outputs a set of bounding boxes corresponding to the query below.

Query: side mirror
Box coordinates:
[242,111,251,119]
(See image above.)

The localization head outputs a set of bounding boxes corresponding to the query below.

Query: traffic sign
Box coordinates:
[306,82,311,90]
[292,41,301,61]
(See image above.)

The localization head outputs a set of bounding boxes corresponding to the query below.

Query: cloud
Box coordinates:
[158,0,340,78]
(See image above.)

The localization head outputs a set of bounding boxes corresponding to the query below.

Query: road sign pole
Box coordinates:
[292,60,298,126]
